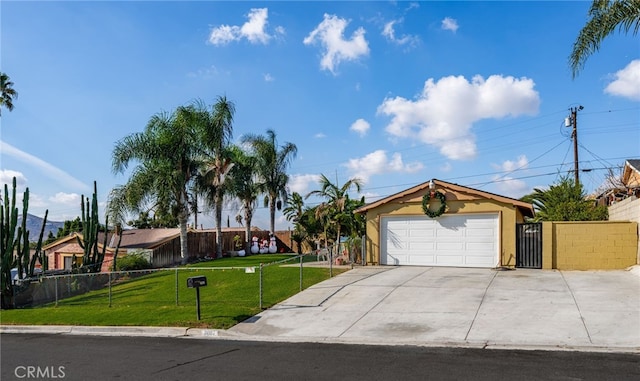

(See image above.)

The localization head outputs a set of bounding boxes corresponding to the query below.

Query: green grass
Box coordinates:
[0,254,345,329]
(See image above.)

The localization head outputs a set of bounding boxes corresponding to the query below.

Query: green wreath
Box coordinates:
[422,191,446,218]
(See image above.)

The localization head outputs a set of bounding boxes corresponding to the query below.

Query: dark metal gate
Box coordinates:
[516,223,542,269]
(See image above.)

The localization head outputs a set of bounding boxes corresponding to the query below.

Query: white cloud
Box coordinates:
[303,14,370,74]
[491,156,529,198]
[382,19,419,46]
[49,192,81,205]
[350,119,370,137]
[288,174,321,195]
[264,73,275,82]
[1,141,89,191]
[377,75,540,160]
[440,162,452,173]
[492,176,529,198]
[494,155,528,172]
[604,59,640,101]
[314,133,326,139]
[441,17,459,33]
[0,169,27,187]
[209,8,280,46]
[343,150,423,183]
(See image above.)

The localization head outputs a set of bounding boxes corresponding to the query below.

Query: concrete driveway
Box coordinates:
[229,266,640,352]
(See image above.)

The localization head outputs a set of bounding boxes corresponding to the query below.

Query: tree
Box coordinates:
[306,174,363,258]
[570,0,640,78]
[283,192,304,223]
[521,175,608,221]
[0,72,18,116]
[192,97,236,258]
[109,104,202,264]
[241,129,297,233]
[283,192,306,253]
[227,145,260,253]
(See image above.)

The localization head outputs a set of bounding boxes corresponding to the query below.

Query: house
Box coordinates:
[42,232,118,272]
[355,179,534,268]
[43,227,295,271]
[596,159,640,206]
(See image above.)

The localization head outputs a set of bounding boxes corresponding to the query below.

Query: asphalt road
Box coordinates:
[1,334,638,381]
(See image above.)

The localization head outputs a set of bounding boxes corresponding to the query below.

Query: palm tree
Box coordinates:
[521,175,608,221]
[193,97,236,258]
[109,104,202,263]
[306,174,362,259]
[227,145,261,253]
[241,129,297,234]
[0,72,18,116]
[283,192,304,223]
[570,0,640,78]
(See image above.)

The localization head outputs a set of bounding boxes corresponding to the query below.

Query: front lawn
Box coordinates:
[0,254,345,329]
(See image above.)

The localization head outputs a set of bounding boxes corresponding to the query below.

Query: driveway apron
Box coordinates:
[228,266,640,351]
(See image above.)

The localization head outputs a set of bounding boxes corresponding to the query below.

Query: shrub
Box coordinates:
[114,253,151,271]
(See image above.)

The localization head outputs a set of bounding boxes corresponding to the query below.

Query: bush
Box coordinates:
[114,253,151,271]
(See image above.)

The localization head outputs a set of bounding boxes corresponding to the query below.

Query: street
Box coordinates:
[1,334,638,380]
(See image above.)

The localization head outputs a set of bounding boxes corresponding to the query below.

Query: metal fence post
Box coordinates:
[259,263,263,310]
[299,255,303,291]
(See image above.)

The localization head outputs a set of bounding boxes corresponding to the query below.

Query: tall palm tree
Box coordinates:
[0,72,18,116]
[193,97,236,258]
[570,0,640,78]
[109,104,202,263]
[306,174,362,258]
[227,145,261,253]
[241,129,297,233]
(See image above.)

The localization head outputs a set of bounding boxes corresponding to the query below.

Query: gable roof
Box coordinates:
[41,232,112,252]
[355,178,534,216]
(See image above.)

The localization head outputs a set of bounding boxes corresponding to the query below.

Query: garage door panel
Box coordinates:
[381,214,499,268]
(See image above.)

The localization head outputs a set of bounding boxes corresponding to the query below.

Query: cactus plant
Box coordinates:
[75,181,109,273]
[1,177,48,309]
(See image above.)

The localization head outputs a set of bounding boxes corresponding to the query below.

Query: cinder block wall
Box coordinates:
[543,221,638,270]
[608,196,640,263]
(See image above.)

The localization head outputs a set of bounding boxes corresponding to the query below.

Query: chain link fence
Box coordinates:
[11,254,341,310]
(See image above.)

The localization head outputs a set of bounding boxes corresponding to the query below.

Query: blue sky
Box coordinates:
[1,1,639,230]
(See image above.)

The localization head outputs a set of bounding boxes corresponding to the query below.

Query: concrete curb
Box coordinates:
[2,325,638,354]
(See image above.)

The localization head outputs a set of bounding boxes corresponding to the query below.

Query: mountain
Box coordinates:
[17,214,65,242]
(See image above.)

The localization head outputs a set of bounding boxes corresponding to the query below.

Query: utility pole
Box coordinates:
[566,106,583,185]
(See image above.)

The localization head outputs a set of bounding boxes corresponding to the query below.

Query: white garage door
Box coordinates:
[381,214,499,267]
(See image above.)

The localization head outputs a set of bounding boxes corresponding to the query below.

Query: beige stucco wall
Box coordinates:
[363,189,527,267]
[608,196,640,264]
[542,221,638,270]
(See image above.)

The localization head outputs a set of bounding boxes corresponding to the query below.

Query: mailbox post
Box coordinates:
[187,276,207,320]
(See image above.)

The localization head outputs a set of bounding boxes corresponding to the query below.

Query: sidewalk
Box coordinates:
[2,266,639,353]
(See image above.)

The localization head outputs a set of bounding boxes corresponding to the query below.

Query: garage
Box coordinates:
[381,214,499,267]
[356,179,534,268]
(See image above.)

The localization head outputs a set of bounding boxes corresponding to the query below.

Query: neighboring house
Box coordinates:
[43,227,294,271]
[355,179,534,268]
[607,159,640,264]
[596,159,640,206]
[42,233,117,272]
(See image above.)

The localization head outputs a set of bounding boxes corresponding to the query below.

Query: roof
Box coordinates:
[103,228,181,249]
[355,178,534,216]
[41,232,112,252]
[622,159,640,186]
